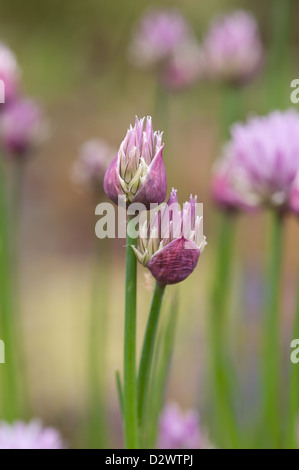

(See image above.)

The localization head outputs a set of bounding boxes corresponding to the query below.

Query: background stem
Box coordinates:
[210,213,239,448]
[263,211,284,448]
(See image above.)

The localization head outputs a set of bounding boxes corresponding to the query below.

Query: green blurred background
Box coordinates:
[0,0,298,447]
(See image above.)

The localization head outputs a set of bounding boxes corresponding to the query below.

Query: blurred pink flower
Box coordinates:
[128,9,191,69]
[104,116,167,208]
[202,10,263,85]
[0,42,21,103]
[161,39,204,91]
[212,110,299,213]
[0,420,65,449]
[0,97,47,159]
[157,403,210,449]
[290,183,299,215]
[72,138,115,191]
[133,188,206,285]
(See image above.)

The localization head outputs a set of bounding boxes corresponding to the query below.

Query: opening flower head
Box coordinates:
[212,110,299,214]
[133,188,207,285]
[104,116,167,208]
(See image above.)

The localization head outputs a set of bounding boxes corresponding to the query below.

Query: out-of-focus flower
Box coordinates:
[0,42,21,103]
[103,116,167,208]
[0,98,47,159]
[290,184,299,216]
[0,420,65,449]
[161,39,204,91]
[128,9,191,69]
[132,188,206,285]
[202,11,263,85]
[211,149,256,212]
[72,139,115,192]
[157,403,210,449]
[213,110,299,213]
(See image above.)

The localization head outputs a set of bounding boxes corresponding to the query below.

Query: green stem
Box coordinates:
[285,267,299,448]
[0,155,19,420]
[137,282,166,439]
[146,289,179,448]
[123,214,138,449]
[220,85,242,142]
[87,239,109,448]
[263,211,284,448]
[268,0,292,109]
[210,213,239,448]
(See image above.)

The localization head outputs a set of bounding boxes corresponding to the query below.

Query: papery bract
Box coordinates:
[103,116,167,208]
[133,188,206,285]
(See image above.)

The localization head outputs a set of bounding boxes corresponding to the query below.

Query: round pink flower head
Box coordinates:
[211,148,257,213]
[128,8,191,69]
[161,39,204,91]
[0,97,47,159]
[103,116,167,209]
[0,420,65,449]
[219,110,299,213]
[132,188,207,285]
[72,138,115,192]
[157,403,206,449]
[202,10,263,85]
[0,42,21,103]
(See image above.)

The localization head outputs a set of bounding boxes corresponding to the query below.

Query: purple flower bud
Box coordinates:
[157,403,210,449]
[128,9,191,69]
[103,116,167,208]
[0,98,47,159]
[0,420,65,449]
[72,138,115,192]
[212,110,299,213]
[132,189,206,285]
[202,10,263,85]
[0,42,21,103]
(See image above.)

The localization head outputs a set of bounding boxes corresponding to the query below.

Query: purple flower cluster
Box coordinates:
[212,110,299,215]
[0,420,65,449]
[129,8,202,91]
[0,42,46,159]
[104,116,206,285]
[157,403,210,449]
[202,10,263,85]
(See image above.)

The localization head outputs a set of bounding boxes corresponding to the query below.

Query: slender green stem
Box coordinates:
[137,282,165,438]
[210,213,239,448]
[87,239,109,448]
[220,85,242,142]
[115,370,124,417]
[146,289,179,448]
[285,266,299,448]
[268,0,292,109]
[263,211,284,448]
[123,214,138,449]
[0,155,19,420]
